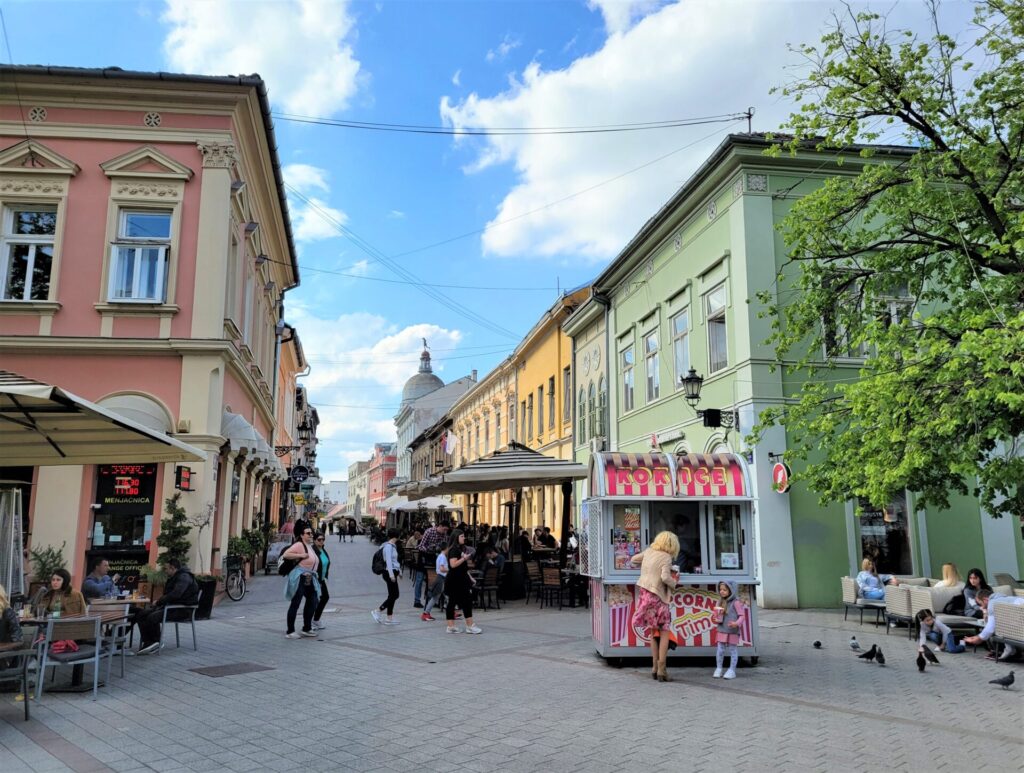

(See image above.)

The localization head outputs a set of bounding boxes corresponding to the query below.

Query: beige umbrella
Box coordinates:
[0,370,205,465]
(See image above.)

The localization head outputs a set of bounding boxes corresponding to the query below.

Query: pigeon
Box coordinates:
[813,640,822,649]
[923,648,939,665]
[857,644,878,661]
[876,648,886,666]
[989,671,1015,690]
[917,652,926,672]
[850,637,861,652]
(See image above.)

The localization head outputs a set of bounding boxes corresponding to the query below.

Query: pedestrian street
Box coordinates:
[1,537,1020,773]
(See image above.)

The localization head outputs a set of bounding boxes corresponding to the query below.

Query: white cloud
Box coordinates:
[347,259,371,276]
[387,210,406,219]
[282,163,349,242]
[452,69,462,87]
[440,0,951,262]
[162,0,361,116]
[587,0,666,35]
[286,306,464,476]
[486,33,521,63]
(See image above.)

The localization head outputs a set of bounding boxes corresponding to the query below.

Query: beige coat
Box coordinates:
[631,549,677,604]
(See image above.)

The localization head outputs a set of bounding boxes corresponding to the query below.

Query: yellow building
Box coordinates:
[512,287,590,532]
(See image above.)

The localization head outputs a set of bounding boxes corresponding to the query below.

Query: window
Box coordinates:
[109,210,172,302]
[495,409,501,448]
[644,331,660,402]
[548,376,555,429]
[527,395,534,441]
[475,422,480,457]
[1,206,56,301]
[483,417,489,454]
[611,504,644,570]
[509,398,517,442]
[711,504,744,572]
[537,385,544,437]
[706,283,728,373]
[621,346,635,412]
[858,492,912,576]
[598,377,608,437]
[588,383,597,439]
[823,274,864,359]
[578,388,588,444]
[520,400,527,442]
[671,309,690,387]
[650,501,702,573]
[563,367,571,423]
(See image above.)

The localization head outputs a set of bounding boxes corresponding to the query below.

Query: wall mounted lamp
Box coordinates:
[244,221,259,234]
[230,180,246,194]
[255,253,269,267]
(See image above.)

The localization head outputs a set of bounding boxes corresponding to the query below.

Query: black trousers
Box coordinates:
[446,583,473,621]
[379,575,400,615]
[287,577,316,633]
[314,580,330,621]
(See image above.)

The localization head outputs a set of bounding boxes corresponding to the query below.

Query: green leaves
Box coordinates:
[758,0,1024,519]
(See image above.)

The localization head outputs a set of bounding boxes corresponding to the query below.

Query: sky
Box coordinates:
[0,0,975,483]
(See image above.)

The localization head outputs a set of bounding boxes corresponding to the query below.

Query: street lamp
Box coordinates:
[297,420,311,444]
[679,368,737,431]
[680,368,704,408]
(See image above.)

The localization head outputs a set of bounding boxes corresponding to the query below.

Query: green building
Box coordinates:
[563,134,1024,608]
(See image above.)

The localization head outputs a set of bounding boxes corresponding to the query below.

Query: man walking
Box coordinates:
[414,522,449,608]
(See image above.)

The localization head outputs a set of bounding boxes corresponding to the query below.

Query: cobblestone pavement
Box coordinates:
[1,537,1021,772]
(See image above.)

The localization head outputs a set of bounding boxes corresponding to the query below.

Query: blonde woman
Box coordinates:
[630,531,680,682]
[933,563,962,588]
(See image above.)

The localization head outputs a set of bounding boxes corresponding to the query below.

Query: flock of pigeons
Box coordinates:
[831,635,1018,689]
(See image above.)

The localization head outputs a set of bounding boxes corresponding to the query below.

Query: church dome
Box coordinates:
[401,345,444,405]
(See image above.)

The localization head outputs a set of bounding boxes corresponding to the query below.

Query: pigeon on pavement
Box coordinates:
[850,637,860,652]
[857,645,878,661]
[917,652,926,672]
[876,648,886,666]
[989,671,1015,690]
[923,648,939,665]
[813,641,822,649]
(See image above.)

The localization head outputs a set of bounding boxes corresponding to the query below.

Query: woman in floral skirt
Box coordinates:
[630,531,680,682]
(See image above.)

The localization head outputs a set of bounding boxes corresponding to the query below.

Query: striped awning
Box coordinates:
[590,450,750,499]
[600,452,673,497]
[675,452,747,497]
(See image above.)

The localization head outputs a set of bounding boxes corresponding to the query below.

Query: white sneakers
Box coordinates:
[724,668,737,680]
[445,626,460,634]
[371,609,382,624]
[300,630,317,637]
[285,632,301,639]
[383,619,400,625]
[312,621,325,630]
[464,625,482,635]
[713,667,723,678]
[714,667,737,679]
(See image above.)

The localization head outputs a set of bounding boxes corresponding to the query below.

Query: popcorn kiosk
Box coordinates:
[580,451,760,664]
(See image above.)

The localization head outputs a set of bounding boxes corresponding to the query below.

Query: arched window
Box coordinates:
[588,383,597,440]
[597,376,608,437]
[578,387,587,444]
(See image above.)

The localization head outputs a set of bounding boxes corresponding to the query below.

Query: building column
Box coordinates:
[190,142,235,338]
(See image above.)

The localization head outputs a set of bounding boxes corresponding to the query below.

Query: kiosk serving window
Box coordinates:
[711,504,743,572]
[650,501,702,573]
[611,504,643,570]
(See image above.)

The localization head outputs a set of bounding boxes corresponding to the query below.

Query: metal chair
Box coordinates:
[35,616,105,700]
[89,603,131,679]
[525,561,542,604]
[0,621,39,721]
[157,590,201,654]
[538,567,564,609]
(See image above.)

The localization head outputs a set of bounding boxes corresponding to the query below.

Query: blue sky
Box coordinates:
[1,0,973,482]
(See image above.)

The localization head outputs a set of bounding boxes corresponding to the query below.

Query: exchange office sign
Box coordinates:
[96,464,158,515]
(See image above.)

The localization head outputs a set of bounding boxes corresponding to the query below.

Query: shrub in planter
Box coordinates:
[29,542,67,585]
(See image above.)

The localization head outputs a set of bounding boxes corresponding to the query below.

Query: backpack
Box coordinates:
[943,593,966,616]
[278,541,308,576]
[371,546,387,575]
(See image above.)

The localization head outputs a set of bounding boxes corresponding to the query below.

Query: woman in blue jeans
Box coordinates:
[856,558,899,600]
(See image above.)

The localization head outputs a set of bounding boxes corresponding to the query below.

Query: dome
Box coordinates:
[401,345,444,404]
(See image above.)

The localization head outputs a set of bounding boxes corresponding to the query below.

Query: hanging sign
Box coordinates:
[290,465,310,483]
[772,462,791,494]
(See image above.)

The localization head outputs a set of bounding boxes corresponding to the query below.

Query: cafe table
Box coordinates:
[22,609,130,693]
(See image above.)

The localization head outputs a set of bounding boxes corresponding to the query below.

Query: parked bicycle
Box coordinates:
[224,555,246,601]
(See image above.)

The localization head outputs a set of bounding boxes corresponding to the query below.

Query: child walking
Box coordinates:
[421,549,448,621]
[713,580,747,680]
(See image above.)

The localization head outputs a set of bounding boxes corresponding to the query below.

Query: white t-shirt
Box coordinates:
[436,553,449,577]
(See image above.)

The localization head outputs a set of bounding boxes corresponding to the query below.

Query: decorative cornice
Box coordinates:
[196,141,238,169]
[0,300,61,315]
[0,176,68,196]
[113,182,182,200]
[93,302,180,317]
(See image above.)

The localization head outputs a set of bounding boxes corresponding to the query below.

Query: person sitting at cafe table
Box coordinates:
[531,528,545,549]
[540,526,559,550]
[38,569,86,617]
[0,583,25,669]
[81,558,121,601]
[517,530,532,561]
[134,558,199,655]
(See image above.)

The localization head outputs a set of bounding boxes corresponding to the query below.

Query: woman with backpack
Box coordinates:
[371,528,401,625]
[281,526,320,639]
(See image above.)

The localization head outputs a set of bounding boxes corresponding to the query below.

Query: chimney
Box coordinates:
[471,369,478,381]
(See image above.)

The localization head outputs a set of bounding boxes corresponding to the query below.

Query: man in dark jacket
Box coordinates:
[136,558,199,654]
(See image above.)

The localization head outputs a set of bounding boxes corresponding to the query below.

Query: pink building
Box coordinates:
[367,443,397,525]
[0,66,307,585]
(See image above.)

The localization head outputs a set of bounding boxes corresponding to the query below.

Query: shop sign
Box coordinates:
[292,493,306,505]
[772,462,791,493]
[96,464,157,515]
[290,465,310,483]
[603,453,672,497]
[607,584,753,648]
[676,456,746,497]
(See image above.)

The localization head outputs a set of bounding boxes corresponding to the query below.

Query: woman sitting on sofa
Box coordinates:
[855,558,900,600]
[932,563,963,588]
[962,568,992,619]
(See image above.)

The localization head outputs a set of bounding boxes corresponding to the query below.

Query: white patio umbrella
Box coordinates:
[392,496,461,512]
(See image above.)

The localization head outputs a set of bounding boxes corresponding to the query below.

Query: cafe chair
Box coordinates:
[0,624,39,720]
[525,561,542,605]
[476,565,501,611]
[538,567,565,610]
[157,592,201,654]
[89,604,131,680]
[35,616,106,700]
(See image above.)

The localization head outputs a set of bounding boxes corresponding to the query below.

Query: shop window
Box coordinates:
[644,330,660,402]
[706,283,728,373]
[611,504,643,570]
[109,210,172,302]
[621,346,635,411]
[671,308,690,388]
[858,492,912,576]
[711,504,744,572]
[650,500,702,573]
[1,206,57,301]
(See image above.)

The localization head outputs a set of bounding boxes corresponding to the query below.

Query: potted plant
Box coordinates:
[227,535,251,573]
[140,565,169,604]
[28,542,66,599]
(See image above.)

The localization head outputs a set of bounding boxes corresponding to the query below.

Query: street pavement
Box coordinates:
[1,537,1021,772]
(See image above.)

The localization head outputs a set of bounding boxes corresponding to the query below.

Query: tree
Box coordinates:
[157,493,192,566]
[758,0,1024,518]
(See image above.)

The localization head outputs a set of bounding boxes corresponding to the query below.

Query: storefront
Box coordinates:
[581,451,759,663]
[84,463,160,589]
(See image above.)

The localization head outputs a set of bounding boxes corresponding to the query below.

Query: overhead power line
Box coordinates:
[273,111,751,136]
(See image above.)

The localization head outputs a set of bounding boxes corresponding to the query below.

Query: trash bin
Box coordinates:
[196,577,217,620]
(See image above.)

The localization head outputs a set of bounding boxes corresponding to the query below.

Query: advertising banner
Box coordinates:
[607,583,753,648]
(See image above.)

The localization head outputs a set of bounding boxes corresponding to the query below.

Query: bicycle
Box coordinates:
[224,555,246,601]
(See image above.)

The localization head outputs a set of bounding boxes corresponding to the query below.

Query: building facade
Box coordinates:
[367,442,397,524]
[0,66,305,584]
[569,133,1024,608]
[345,460,370,521]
